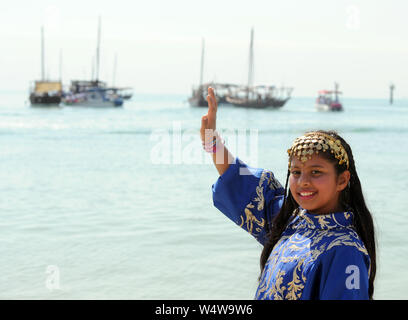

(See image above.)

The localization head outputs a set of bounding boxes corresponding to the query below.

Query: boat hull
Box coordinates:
[30,94,61,106]
[226,96,289,109]
[188,95,207,107]
[63,99,123,107]
[62,92,124,108]
[315,103,343,112]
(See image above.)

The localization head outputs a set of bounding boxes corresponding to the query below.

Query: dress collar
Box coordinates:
[289,207,354,230]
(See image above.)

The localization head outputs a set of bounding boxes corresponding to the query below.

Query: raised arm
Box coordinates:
[212,158,285,245]
[200,87,285,245]
[200,87,234,176]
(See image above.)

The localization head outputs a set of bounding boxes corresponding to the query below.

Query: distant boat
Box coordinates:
[315,83,343,112]
[63,80,124,107]
[30,81,63,105]
[189,82,236,107]
[226,85,292,109]
[62,17,128,108]
[29,26,62,106]
[226,28,293,109]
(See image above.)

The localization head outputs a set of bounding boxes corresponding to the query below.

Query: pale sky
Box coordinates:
[1,0,407,98]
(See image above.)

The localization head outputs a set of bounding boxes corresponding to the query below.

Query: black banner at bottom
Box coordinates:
[0,299,405,318]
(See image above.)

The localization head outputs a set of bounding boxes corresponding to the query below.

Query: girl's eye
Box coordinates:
[290,170,322,175]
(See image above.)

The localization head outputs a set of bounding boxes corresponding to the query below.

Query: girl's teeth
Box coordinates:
[301,192,315,196]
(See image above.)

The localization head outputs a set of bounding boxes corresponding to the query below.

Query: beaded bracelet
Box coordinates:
[202,137,216,153]
[202,130,225,153]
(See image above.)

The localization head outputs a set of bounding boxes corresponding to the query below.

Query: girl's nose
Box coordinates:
[298,173,311,186]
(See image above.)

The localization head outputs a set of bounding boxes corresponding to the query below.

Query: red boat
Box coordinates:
[315,83,343,112]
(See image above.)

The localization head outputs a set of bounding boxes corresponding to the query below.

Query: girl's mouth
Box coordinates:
[298,191,317,200]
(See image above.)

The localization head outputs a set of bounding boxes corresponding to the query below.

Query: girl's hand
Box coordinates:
[200,87,218,142]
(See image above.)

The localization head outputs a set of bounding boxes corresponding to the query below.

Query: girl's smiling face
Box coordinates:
[289,153,350,215]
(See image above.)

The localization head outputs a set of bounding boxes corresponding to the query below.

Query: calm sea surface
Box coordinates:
[0,91,407,299]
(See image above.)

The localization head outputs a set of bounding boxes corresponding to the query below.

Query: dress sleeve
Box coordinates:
[211,157,285,245]
[315,245,370,300]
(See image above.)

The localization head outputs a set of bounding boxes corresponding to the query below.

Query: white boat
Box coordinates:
[62,80,124,107]
[62,17,130,108]
[315,83,343,112]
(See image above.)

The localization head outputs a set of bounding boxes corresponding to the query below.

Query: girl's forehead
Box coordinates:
[290,154,333,168]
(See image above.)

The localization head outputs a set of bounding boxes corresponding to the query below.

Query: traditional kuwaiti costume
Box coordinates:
[210,132,370,300]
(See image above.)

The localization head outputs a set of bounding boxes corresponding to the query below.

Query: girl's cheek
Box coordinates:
[289,176,297,188]
[311,175,331,187]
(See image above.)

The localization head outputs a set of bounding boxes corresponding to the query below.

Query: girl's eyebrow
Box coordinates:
[291,164,325,169]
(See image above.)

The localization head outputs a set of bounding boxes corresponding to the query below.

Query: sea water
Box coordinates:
[0,91,406,299]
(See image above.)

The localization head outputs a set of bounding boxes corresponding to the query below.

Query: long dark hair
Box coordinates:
[260,130,377,299]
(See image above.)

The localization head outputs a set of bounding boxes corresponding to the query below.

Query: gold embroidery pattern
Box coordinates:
[238,170,282,237]
[285,259,307,300]
[239,203,265,234]
[255,211,370,300]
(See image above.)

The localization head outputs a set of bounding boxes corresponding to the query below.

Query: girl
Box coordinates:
[200,87,376,300]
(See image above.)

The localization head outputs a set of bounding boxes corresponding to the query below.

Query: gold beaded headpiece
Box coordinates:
[287,132,349,169]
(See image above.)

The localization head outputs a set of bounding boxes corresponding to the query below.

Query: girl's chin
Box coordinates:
[299,205,331,215]
[301,206,317,212]
[295,201,319,213]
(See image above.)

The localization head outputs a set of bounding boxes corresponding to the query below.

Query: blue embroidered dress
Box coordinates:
[212,157,370,300]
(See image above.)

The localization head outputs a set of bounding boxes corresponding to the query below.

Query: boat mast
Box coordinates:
[59,49,63,82]
[112,52,117,86]
[91,55,95,80]
[334,82,339,101]
[247,27,254,98]
[95,16,101,84]
[41,26,45,81]
[199,38,205,87]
